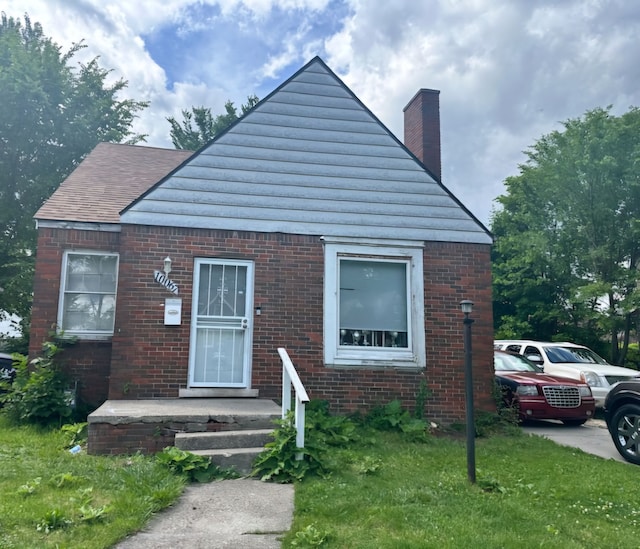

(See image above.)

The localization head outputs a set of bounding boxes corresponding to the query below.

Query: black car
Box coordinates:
[604,379,640,465]
[0,352,16,383]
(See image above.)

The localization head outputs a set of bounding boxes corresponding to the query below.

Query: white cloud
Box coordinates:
[3,0,640,224]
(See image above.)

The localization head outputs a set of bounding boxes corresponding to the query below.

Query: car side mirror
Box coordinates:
[526,354,543,365]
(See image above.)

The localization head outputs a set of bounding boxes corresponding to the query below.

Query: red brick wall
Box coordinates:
[88,422,173,455]
[109,225,494,423]
[30,227,119,409]
[404,89,442,181]
[32,224,494,424]
[423,241,495,424]
[88,417,230,455]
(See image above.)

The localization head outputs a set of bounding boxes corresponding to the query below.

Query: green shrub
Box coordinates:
[623,343,640,370]
[0,342,75,426]
[365,400,430,441]
[252,416,315,483]
[252,401,360,483]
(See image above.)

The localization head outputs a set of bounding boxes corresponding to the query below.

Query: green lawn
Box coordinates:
[2,412,638,549]
[0,416,185,549]
[282,429,638,548]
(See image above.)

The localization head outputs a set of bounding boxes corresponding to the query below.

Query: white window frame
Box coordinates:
[57,250,119,339]
[323,239,425,369]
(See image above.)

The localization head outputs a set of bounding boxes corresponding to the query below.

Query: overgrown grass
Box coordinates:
[0,415,185,548]
[282,428,639,548]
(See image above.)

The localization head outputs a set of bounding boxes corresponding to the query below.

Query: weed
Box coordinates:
[17,477,41,496]
[414,375,430,419]
[365,400,430,441]
[36,508,72,533]
[72,486,95,506]
[351,455,382,475]
[79,504,111,523]
[60,422,88,448]
[290,523,328,547]
[156,446,240,482]
[476,474,507,493]
[252,402,360,483]
[51,472,83,488]
[252,416,314,483]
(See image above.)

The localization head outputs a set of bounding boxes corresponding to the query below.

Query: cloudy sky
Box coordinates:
[4,0,640,226]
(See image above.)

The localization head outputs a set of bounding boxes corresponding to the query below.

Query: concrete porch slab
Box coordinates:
[87,398,282,455]
[88,398,282,425]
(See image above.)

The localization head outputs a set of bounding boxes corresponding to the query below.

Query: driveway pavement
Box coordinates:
[521,417,627,463]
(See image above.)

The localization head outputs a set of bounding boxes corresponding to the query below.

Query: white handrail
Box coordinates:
[278,347,310,459]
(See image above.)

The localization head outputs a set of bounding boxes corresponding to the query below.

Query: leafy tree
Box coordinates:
[492,106,640,364]
[0,13,148,331]
[167,95,259,150]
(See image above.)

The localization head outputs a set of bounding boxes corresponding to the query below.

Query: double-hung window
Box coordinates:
[323,239,425,368]
[58,251,119,337]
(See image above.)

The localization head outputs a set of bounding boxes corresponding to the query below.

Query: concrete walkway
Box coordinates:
[114,478,294,548]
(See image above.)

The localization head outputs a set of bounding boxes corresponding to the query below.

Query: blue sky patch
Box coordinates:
[142,0,352,95]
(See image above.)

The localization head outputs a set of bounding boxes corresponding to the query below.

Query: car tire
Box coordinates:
[561,419,587,427]
[609,404,640,465]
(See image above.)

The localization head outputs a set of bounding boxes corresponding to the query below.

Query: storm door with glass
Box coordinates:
[188,259,254,387]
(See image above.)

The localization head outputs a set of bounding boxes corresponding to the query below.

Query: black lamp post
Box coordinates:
[460,299,476,484]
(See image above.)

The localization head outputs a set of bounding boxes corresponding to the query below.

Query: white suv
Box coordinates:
[494,340,640,407]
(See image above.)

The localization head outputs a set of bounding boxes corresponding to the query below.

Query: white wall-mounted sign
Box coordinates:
[154,270,178,294]
[164,298,182,325]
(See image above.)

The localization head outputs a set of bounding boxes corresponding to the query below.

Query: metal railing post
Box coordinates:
[278,348,310,460]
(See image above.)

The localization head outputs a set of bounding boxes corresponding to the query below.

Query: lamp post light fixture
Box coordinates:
[163,256,172,276]
[460,299,476,484]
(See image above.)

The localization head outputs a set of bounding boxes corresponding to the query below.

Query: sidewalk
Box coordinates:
[114,478,294,548]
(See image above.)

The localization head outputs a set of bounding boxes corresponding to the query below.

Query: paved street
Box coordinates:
[521,418,627,463]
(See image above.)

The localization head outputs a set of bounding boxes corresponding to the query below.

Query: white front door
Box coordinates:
[189,258,254,388]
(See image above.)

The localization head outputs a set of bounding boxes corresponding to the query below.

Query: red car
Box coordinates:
[494,351,595,425]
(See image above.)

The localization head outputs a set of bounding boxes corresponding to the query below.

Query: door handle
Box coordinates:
[241,318,249,329]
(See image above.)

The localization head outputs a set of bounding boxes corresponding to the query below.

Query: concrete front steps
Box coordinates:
[175,428,275,474]
[87,398,281,459]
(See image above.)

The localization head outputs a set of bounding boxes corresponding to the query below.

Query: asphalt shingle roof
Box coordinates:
[35,143,192,224]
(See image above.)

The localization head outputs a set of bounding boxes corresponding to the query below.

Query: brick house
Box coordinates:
[31,57,494,440]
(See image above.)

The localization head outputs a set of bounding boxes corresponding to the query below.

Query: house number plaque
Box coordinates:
[154,270,179,294]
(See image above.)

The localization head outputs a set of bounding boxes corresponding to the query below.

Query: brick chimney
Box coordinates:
[403,89,441,181]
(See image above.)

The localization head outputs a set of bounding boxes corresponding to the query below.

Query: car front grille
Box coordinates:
[542,386,581,408]
[605,375,639,385]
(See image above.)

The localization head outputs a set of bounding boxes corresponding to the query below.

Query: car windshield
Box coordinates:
[544,346,608,365]
[494,352,541,373]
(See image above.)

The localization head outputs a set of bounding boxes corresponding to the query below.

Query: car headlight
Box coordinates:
[516,385,538,396]
[578,386,592,397]
[580,371,602,387]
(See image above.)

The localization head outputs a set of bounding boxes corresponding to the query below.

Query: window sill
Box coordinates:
[58,334,113,342]
[325,359,424,371]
